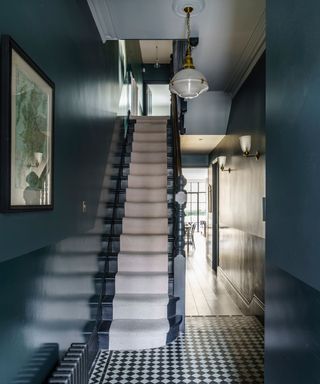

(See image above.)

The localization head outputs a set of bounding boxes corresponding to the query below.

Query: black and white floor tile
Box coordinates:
[90,316,264,384]
[89,350,110,384]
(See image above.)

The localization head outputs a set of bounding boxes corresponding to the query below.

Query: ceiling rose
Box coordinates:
[172,0,205,17]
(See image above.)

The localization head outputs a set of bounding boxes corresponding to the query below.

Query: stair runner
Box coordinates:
[109,116,170,350]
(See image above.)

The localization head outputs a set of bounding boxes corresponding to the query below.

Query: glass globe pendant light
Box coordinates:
[170,6,209,99]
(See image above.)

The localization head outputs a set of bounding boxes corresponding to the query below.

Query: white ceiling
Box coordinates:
[183,168,208,180]
[88,0,265,93]
[181,134,224,154]
[139,40,172,64]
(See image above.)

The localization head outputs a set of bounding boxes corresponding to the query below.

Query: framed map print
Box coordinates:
[0,35,54,212]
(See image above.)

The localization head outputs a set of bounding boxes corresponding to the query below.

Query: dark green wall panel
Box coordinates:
[266,0,320,381]
[0,0,122,382]
[210,54,265,313]
[0,0,120,261]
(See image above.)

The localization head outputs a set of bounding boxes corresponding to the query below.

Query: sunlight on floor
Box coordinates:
[186,232,243,316]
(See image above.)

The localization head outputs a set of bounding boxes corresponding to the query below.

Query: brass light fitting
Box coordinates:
[242,150,260,160]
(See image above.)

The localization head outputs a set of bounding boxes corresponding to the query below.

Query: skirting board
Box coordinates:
[217,267,264,317]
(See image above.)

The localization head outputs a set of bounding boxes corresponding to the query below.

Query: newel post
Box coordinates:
[174,174,187,332]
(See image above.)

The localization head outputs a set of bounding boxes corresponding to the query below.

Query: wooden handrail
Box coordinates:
[171,93,182,181]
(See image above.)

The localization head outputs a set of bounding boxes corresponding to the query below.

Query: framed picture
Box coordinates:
[0,35,54,212]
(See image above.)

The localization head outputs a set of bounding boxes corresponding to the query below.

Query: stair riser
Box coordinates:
[126,188,168,203]
[120,235,168,253]
[102,239,174,254]
[105,207,124,219]
[101,239,120,253]
[112,166,173,178]
[91,297,176,321]
[133,132,167,142]
[98,333,109,350]
[100,255,174,274]
[96,277,174,299]
[106,190,174,204]
[129,163,167,176]
[122,219,169,235]
[127,175,167,189]
[109,178,174,190]
[132,142,167,153]
[115,276,168,294]
[96,278,115,296]
[98,257,118,273]
[118,254,168,273]
[91,303,112,321]
[113,305,168,320]
[124,203,169,218]
[131,152,167,164]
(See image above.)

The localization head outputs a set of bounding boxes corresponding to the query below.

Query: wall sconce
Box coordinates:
[219,156,231,173]
[239,135,260,159]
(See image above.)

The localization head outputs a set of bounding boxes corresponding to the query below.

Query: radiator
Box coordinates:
[49,343,88,384]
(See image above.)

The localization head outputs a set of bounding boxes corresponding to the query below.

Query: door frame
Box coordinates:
[211,161,219,272]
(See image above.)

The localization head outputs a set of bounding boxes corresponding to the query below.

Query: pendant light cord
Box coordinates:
[186,9,191,52]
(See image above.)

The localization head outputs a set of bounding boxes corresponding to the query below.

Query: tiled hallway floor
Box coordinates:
[186,233,242,316]
[89,316,264,384]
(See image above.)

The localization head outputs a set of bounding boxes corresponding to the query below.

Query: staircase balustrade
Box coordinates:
[171,94,187,332]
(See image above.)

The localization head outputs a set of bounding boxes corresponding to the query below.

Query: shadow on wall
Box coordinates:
[0,120,123,383]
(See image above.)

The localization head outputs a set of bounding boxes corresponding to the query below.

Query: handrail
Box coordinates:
[171,93,182,182]
[171,93,187,260]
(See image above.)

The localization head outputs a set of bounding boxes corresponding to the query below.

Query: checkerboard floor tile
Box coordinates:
[89,316,264,384]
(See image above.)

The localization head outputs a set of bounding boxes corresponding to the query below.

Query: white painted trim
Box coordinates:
[226,10,266,97]
[87,0,118,42]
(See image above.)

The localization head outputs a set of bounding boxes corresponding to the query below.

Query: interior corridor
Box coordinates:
[89,232,264,384]
[186,233,242,316]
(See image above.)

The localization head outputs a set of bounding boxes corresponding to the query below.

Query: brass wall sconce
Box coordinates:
[219,156,231,173]
[239,135,260,159]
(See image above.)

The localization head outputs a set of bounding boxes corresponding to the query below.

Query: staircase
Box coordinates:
[108,116,173,350]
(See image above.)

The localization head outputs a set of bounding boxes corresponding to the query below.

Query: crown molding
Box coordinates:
[226,10,266,97]
[87,0,118,42]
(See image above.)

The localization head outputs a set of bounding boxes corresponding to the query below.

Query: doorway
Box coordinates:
[183,167,242,316]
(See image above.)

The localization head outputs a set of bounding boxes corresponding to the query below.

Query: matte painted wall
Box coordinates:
[266,0,320,381]
[0,1,122,382]
[209,54,265,315]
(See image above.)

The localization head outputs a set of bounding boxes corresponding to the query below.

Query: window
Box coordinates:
[185,181,207,231]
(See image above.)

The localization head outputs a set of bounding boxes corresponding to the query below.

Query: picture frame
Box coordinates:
[0,35,54,212]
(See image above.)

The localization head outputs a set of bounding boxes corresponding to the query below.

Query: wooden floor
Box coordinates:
[186,233,243,316]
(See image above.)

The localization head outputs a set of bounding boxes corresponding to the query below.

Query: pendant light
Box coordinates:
[154,42,160,69]
[170,6,209,99]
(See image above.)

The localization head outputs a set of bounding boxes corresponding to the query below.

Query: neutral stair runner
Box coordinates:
[109,116,170,350]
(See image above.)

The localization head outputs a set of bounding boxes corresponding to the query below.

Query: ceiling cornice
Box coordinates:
[225,10,266,97]
[87,0,118,42]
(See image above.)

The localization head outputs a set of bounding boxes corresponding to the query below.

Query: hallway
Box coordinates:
[186,233,243,316]
[89,233,264,384]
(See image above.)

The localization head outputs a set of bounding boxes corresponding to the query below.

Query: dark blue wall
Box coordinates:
[0,1,122,382]
[0,0,120,262]
[266,0,320,382]
[209,55,265,316]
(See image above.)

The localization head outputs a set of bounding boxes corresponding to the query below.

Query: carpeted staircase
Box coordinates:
[109,116,171,350]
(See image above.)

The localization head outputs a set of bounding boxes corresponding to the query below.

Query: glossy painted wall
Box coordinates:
[0,0,120,262]
[209,55,265,315]
[0,1,122,382]
[266,0,320,381]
